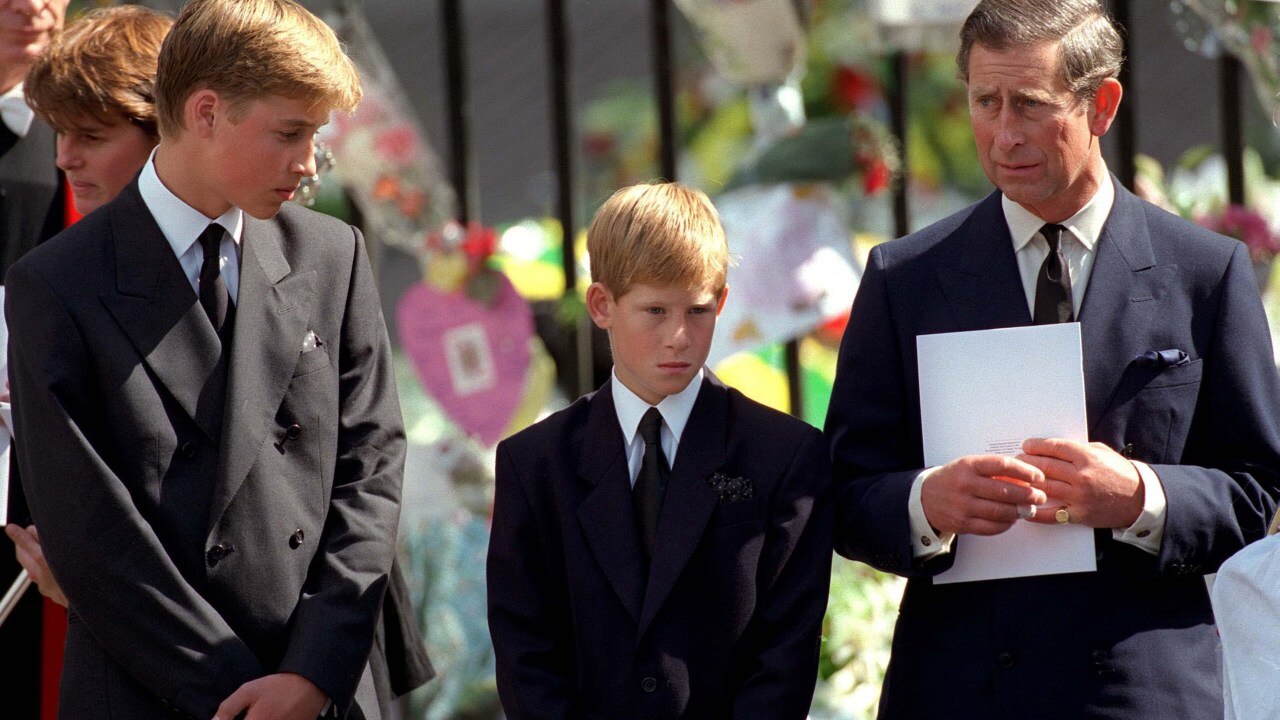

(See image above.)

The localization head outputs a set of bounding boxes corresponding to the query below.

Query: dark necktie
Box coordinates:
[198,223,234,338]
[1034,223,1074,324]
[634,407,669,567]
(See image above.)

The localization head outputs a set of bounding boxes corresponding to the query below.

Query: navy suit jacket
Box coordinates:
[826,179,1280,720]
[487,374,833,720]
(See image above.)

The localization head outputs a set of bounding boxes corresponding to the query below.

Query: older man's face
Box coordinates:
[0,0,67,74]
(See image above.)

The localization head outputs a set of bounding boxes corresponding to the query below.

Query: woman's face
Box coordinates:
[55,116,156,214]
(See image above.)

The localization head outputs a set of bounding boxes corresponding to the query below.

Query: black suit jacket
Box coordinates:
[487,374,833,720]
[6,180,405,720]
[825,179,1280,719]
[0,115,65,719]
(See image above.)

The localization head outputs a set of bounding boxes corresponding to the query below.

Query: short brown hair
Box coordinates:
[957,0,1123,102]
[25,6,172,138]
[154,0,362,139]
[587,182,729,299]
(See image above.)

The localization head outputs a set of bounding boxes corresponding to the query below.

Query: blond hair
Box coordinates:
[25,6,172,138]
[154,0,361,139]
[587,182,728,298]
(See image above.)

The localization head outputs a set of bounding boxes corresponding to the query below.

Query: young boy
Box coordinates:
[5,2,404,719]
[487,182,833,719]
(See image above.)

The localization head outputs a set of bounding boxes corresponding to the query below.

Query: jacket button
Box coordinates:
[640,676,658,693]
[1121,443,1135,459]
[1092,649,1109,666]
[997,651,1015,668]
[180,442,197,459]
[290,528,305,548]
[285,424,302,440]
[206,544,228,565]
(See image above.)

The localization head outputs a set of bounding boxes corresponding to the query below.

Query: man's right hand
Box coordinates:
[5,524,67,607]
[920,455,1047,536]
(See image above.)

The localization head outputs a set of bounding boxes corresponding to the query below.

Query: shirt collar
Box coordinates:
[1002,174,1115,254]
[138,148,243,258]
[611,367,704,447]
[0,83,34,138]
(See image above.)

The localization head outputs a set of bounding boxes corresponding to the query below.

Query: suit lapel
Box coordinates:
[576,382,646,623]
[207,215,315,529]
[637,375,726,640]
[99,182,225,442]
[1078,179,1161,432]
[934,191,1033,332]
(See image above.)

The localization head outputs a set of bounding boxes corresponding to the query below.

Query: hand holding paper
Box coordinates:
[1018,438,1144,529]
[920,455,1047,536]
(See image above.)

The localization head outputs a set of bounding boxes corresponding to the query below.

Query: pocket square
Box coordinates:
[301,330,323,352]
[1133,348,1188,368]
[706,472,755,503]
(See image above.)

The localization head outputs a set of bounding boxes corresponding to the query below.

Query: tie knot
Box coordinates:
[639,407,663,446]
[1040,223,1067,251]
[199,223,224,261]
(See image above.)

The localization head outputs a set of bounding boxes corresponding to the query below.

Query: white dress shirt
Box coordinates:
[0,83,34,138]
[611,368,703,486]
[138,150,244,303]
[910,178,1168,559]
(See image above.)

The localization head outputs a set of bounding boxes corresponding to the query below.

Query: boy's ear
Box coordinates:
[585,282,615,330]
[715,285,729,317]
[186,89,221,138]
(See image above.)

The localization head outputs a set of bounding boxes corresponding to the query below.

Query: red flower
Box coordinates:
[1197,204,1280,262]
[862,157,891,195]
[834,66,878,113]
[374,126,419,162]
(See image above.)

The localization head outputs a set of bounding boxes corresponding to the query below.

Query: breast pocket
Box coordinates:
[1122,359,1203,463]
[292,346,331,378]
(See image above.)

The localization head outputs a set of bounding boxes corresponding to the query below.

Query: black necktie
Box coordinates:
[634,407,669,566]
[198,223,234,338]
[1034,223,1074,324]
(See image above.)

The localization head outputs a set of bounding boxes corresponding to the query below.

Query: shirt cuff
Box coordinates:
[910,467,955,559]
[1111,460,1165,555]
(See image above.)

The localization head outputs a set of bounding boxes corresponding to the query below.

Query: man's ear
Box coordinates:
[186,89,220,138]
[715,285,729,317]
[1088,78,1123,137]
[585,282,615,330]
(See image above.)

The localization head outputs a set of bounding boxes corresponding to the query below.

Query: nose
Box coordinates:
[995,107,1023,152]
[666,316,692,351]
[291,140,318,177]
[55,135,82,171]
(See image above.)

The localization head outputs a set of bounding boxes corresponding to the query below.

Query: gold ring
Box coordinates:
[1055,508,1071,524]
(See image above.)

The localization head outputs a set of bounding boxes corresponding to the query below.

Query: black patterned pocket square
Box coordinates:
[706,472,755,503]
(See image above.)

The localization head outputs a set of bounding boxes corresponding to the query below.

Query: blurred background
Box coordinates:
[73,0,1280,717]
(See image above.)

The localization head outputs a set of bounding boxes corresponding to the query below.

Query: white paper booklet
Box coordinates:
[917,322,1096,584]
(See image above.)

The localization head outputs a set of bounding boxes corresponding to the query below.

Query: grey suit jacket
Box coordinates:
[6,180,405,720]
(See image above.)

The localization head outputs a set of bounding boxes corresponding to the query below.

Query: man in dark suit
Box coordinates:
[826,1,1280,718]
[0,0,70,714]
[488,183,833,719]
[5,2,403,719]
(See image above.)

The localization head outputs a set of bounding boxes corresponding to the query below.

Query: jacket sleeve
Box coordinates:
[1148,241,1280,575]
[6,261,265,718]
[277,226,405,713]
[825,245,954,578]
[731,425,834,720]
[487,440,579,720]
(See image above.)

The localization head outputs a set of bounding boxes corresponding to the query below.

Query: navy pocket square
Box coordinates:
[1133,348,1188,368]
[706,472,755,503]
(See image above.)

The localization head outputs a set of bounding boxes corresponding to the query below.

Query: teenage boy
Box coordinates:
[5,1,404,719]
[487,182,833,719]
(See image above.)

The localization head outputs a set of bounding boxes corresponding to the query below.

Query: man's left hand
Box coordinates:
[1018,438,1144,529]
[212,672,327,720]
